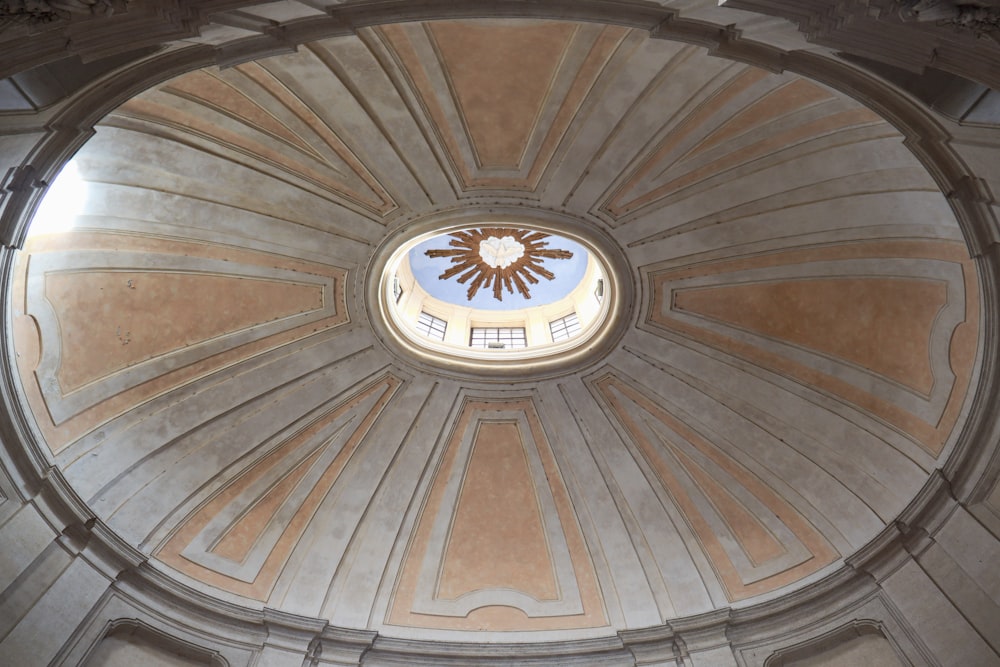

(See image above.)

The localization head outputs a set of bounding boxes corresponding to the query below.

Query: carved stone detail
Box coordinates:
[898,1,1000,41]
[0,0,124,30]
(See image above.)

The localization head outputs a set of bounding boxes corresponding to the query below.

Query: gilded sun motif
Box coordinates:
[424,228,573,301]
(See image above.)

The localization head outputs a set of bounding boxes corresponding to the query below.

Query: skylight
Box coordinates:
[372,219,623,374]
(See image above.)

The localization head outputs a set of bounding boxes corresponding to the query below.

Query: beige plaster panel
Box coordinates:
[155,375,400,601]
[118,62,396,218]
[70,125,384,248]
[595,373,838,602]
[12,231,348,451]
[389,398,607,632]
[600,73,882,221]
[674,277,945,393]
[374,21,630,191]
[437,421,558,601]
[649,240,978,454]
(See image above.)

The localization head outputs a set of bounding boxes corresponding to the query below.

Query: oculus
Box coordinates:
[372,220,623,375]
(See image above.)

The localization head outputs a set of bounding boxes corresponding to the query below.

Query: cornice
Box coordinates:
[366,634,631,666]
[0,250,61,494]
[947,240,1000,499]
[846,471,958,581]
[259,608,376,666]
[720,0,1000,91]
[725,569,876,645]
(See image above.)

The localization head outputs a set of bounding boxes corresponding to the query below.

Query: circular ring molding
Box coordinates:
[367,209,632,380]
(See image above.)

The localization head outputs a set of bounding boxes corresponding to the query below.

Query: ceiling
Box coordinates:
[8,18,981,642]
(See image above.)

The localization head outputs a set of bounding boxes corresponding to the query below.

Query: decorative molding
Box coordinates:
[92,618,230,667]
[897,1,1000,43]
[762,618,904,667]
[0,165,47,249]
[259,608,377,667]
[0,0,124,30]
[154,374,401,601]
[50,586,263,666]
[365,635,632,667]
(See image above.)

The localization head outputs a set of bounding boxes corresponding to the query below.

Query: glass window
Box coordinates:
[393,275,403,303]
[416,311,447,341]
[549,312,582,342]
[470,326,527,350]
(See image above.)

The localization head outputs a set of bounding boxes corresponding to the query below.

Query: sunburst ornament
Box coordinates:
[425,227,573,301]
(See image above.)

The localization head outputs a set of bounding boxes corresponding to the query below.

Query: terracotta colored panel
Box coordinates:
[596,375,838,601]
[389,399,607,631]
[12,231,348,453]
[674,277,946,393]
[438,421,558,601]
[378,22,627,191]
[46,271,323,393]
[210,447,323,563]
[155,375,401,600]
[647,240,980,454]
[609,108,883,217]
[166,70,318,157]
[429,22,575,168]
[687,79,835,157]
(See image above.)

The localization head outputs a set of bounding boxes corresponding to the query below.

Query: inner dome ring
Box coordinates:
[365,208,633,381]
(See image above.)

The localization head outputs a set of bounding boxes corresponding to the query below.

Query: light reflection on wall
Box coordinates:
[27,160,88,238]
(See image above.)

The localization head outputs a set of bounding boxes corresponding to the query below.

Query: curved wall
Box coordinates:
[0,3,999,667]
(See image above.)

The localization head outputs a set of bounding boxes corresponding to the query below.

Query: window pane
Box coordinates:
[469,326,527,349]
[416,312,447,341]
[393,276,403,303]
[549,312,581,342]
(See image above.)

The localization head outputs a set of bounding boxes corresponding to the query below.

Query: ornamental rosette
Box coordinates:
[425,228,573,301]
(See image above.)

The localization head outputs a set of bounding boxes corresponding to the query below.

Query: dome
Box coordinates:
[1,4,999,667]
